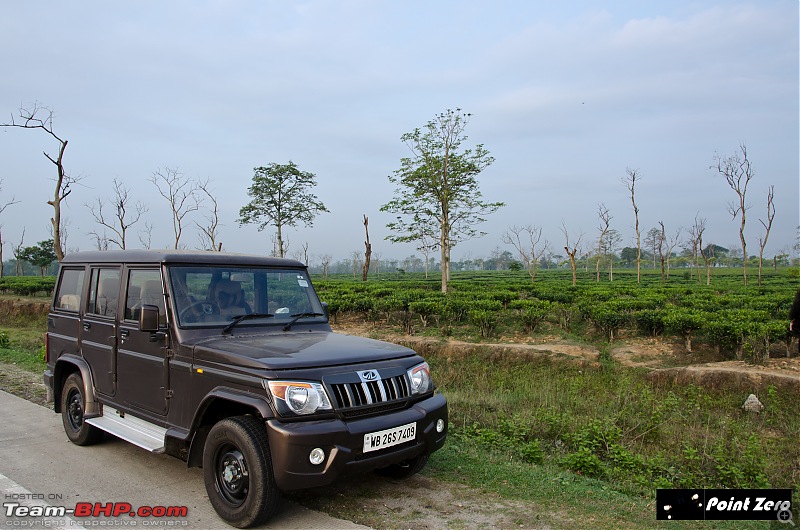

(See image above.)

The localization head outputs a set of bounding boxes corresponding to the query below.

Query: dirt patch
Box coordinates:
[0,298,49,320]
[288,473,548,530]
[0,362,49,406]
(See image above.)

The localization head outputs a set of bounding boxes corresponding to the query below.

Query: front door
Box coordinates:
[80,267,121,397]
[116,268,170,415]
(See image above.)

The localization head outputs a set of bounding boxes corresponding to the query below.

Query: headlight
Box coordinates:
[407,362,433,395]
[266,381,332,416]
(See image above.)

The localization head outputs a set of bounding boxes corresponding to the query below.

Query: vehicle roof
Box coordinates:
[60,250,306,268]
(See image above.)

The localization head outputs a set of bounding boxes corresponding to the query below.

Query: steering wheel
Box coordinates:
[179,301,220,322]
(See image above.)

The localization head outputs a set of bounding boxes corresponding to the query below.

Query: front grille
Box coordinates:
[329,373,409,410]
[340,401,406,419]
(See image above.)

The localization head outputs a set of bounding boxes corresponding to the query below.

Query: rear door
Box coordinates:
[116,267,170,415]
[48,267,86,361]
[80,267,121,397]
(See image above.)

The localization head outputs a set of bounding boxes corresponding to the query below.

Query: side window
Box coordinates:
[125,269,166,325]
[88,268,121,318]
[55,268,85,312]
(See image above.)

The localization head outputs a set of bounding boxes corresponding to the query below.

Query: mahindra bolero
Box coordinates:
[44,250,447,527]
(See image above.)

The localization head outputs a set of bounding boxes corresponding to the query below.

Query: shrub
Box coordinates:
[469,309,499,338]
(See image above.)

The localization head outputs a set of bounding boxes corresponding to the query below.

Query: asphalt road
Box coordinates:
[0,390,370,530]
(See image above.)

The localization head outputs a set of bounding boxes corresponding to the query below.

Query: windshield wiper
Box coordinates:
[222,313,274,334]
[282,312,324,331]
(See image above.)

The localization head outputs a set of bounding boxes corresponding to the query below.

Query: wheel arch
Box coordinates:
[53,355,100,417]
[187,388,274,468]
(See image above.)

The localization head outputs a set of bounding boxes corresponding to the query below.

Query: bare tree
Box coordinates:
[195,179,222,251]
[603,229,622,281]
[694,216,712,285]
[362,215,372,282]
[86,178,147,250]
[300,242,309,265]
[657,222,667,282]
[350,250,362,280]
[756,185,776,286]
[713,144,753,285]
[622,168,643,283]
[320,254,332,278]
[595,204,611,282]
[686,219,702,283]
[503,224,548,283]
[664,226,682,279]
[561,221,583,286]
[90,230,111,251]
[149,167,201,249]
[416,228,437,280]
[1,104,80,261]
[372,252,384,275]
[12,230,25,276]
[139,222,154,250]
[643,227,660,270]
[0,180,20,278]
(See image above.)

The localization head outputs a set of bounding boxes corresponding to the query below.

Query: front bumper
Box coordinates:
[265,392,447,491]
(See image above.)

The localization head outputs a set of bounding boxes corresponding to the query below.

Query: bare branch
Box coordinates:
[195,179,222,251]
[149,167,201,249]
[1,104,75,260]
[86,178,147,250]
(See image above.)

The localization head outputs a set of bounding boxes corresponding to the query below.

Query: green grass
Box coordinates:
[423,345,798,526]
[429,432,775,529]
[0,325,46,372]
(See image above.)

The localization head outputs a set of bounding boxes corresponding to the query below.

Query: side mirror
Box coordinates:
[321,301,329,320]
[139,304,160,332]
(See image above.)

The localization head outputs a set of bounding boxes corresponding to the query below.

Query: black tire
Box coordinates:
[375,453,429,479]
[61,372,103,446]
[203,416,281,528]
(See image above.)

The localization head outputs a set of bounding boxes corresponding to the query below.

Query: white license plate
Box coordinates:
[363,422,416,453]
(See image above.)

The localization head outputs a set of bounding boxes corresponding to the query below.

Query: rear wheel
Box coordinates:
[61,372,103,446]
[375,453,429,479]
[203,416,280,528]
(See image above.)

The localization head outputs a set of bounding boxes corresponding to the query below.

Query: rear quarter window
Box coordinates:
[54,268,85,312]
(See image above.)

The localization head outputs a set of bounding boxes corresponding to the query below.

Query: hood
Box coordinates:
[190,330,416,370]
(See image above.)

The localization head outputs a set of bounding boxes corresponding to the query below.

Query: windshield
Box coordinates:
[168,266,325,329]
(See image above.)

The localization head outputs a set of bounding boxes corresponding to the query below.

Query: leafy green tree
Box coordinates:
[238,162,328,258]
[381,109,504,293]
[620,247,638,267]
[19,240,57,276]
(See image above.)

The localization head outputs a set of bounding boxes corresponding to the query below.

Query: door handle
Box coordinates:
[120,330,130,338]
[83,323,91,331]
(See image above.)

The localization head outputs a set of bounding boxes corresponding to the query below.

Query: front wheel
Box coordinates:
[202,416,281,528]
[375,453,429,479]
[61,372,103,446]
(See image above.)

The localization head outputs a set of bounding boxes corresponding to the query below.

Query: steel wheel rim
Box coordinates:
[67,388,84,431]
[215,444,249,506]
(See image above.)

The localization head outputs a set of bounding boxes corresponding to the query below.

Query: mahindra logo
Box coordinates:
[358,370,379,382]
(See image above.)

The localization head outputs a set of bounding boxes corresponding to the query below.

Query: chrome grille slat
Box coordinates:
[361,382,374,405]
[330,373,410,411]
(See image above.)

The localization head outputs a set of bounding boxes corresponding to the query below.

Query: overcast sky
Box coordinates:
[1,1,797,265]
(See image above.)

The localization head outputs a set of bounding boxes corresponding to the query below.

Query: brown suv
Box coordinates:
[44,250,447,527]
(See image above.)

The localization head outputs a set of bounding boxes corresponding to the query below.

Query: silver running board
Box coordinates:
[86,408,167,453]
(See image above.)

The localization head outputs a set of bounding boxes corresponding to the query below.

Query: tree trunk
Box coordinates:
[362,215,371,282]
[276,223,284,258]
[440,217,449,293]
